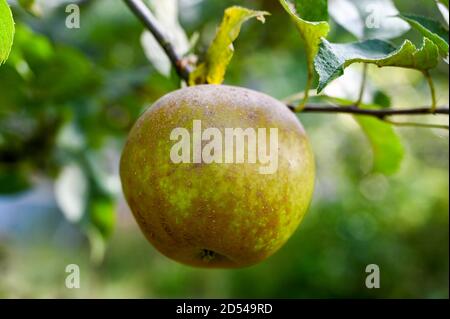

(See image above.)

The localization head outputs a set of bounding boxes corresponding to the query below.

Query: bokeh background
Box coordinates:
[0,0,448,298]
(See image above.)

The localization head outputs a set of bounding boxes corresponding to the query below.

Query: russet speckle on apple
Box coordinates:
[120,85,315,268]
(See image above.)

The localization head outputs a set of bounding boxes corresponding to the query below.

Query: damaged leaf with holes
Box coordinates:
[398,14,449,60]
[315,37,440,93]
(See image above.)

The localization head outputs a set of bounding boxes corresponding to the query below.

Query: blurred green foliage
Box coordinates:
[0,0,448,298]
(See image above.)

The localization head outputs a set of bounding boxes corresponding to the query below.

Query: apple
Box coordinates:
[120,85,315,268]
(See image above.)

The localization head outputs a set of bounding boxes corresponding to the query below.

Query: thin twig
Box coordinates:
[123,0,191,82]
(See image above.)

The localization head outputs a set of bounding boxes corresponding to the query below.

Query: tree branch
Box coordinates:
[289,105,450,118]
[123,0,191,82]
[124,0,449,125]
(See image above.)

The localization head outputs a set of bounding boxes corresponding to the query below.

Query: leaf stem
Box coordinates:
[424,70,437,112]
[296,69,313,111]
[356,64,368,107]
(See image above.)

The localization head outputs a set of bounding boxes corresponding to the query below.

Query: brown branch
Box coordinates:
[124,0,449,125]
[289,105,450,118]
[123,0,191,82]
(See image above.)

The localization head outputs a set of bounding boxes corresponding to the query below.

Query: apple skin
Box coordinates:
[120,85,315,268]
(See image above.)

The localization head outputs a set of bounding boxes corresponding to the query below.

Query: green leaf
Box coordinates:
[18,0,37,14]
[0,0,15,65]
[290,0,328,22]
[315,38,440,93]
[355,116,404,175]
[323,96,404,174]
[438,0,449,9]
[85,183,116,264]
[279,0,330,88]
[89,196,116,240]
[18,0,34,7]
[6,25,99,103]
[189,6,269,85]
[0,165,31,195]
[398,14,449,58]
[85,194,117,263]
[373,90,392,109]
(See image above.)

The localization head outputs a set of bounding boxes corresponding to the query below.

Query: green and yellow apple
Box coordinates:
[120,85,315,268]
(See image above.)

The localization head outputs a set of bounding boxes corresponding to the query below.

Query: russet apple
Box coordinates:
[120,85,315,268]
